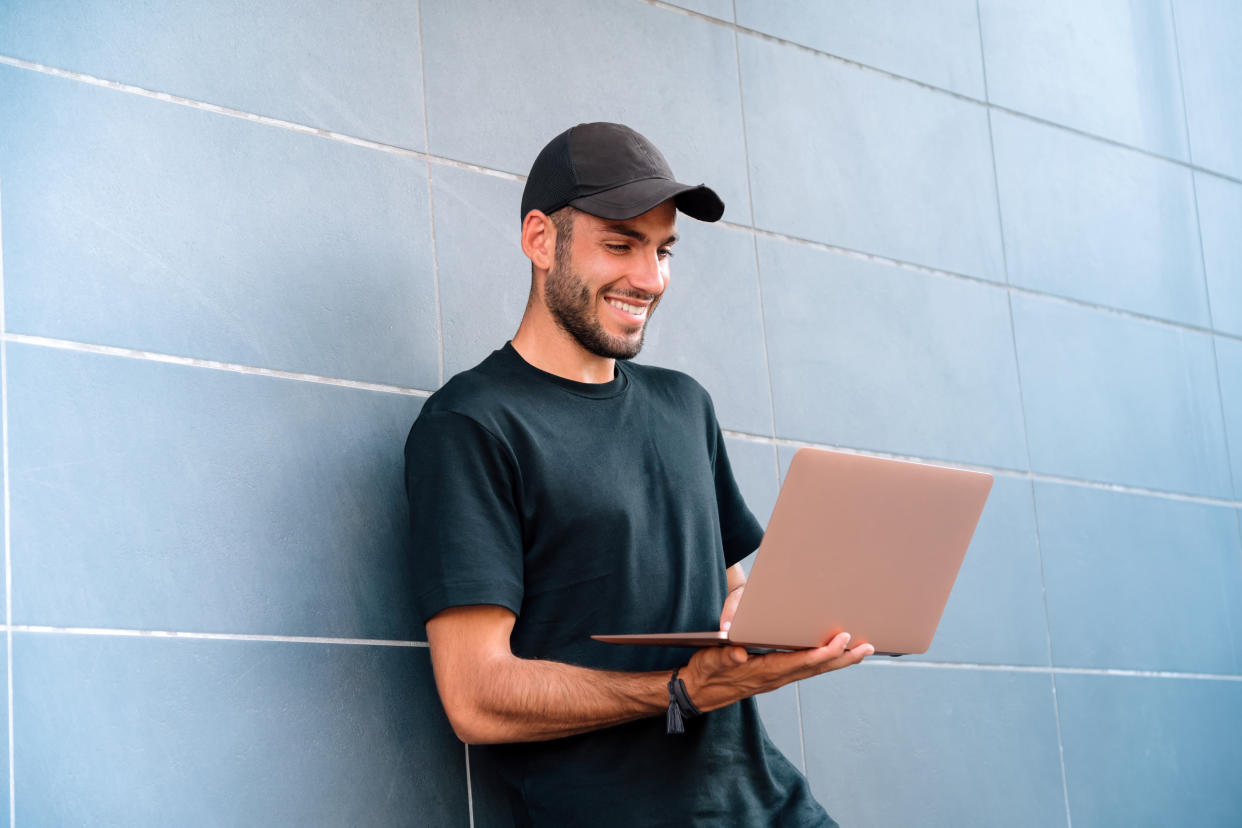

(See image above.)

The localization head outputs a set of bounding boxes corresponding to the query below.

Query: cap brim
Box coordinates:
[569,178,725,222]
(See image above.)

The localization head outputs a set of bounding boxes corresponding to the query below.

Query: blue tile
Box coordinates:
[979,0,1187,159]
[725,437,780,530]
[638,223,774,435]
[801,664,1067,827]
[759,239,1027,469]
[739,34,1004,282]
[1057,673,1242,827]
[755,683,804,773]
[1196,173,1242,337]
[1035,482,1242,674]
[13,633,464,826]
[0,0,424,148]
[421,0,751,223]
[662,0,733,20]
[993,112,1208,326]
[1216,337,1242,500]
[1174,0,1242,179]
[1012,294,1232,497]
[735,0,986,97]
[0,66,439,389]
[8,344,424,640]
[431,165,530,380]
[922,476,1050,667]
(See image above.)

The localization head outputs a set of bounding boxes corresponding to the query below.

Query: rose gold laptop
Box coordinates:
[592,447,993,655]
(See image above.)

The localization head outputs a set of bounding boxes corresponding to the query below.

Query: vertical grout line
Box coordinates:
[975,4,1070,825]
[1027,483,1073,828]
[793,682,808,776]
[464,744,475,828]
[416,0,445,388]
[1169,0,1237,502]
[1169,0,1241,667]
[729,0,779,445]
[0,177,14,826]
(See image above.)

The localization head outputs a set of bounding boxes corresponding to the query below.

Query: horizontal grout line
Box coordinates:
[865,658,1242,682]
[734,224,1242,342]
[6,17,1242,194]
[4,333,433,397]
[721,430,1242,509]
[7,626,1239,682]
[2,333,1236,510]
[3,56,1241,344]
[0,55,524,184]
[642,1,1242,187]
[10,624,429,648]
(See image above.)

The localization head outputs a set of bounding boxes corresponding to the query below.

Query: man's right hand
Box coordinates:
[681,632,873,713]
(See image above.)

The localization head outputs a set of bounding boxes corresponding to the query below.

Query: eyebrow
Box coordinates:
[601,224,679,246]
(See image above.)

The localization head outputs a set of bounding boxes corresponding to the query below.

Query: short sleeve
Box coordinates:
[711,426,765,568]
[404,410,525,623]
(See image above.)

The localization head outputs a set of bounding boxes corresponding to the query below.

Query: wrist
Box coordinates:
[665,665,702,734]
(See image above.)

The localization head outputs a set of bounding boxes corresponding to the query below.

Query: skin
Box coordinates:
[425,201,872,745]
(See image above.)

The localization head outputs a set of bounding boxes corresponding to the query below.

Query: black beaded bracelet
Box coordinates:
[666,666,701,734]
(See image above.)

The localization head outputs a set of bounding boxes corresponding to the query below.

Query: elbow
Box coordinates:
[440,695,506,745]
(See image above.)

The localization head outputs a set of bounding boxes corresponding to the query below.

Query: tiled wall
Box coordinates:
[1,1,1239,825]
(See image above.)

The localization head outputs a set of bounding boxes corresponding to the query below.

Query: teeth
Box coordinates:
[607,298,647,317]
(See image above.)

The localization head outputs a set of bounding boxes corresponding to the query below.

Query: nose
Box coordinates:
[628,248,668,296]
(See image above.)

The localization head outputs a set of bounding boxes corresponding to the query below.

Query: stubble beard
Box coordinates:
[544,254,657,361]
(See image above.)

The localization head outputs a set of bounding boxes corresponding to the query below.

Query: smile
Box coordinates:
[605,297,649,319]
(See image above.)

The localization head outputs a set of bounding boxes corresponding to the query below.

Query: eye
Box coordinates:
[605,243,630,253]
[658,247,674,260]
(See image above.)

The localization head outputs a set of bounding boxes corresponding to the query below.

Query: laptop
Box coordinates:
[592,447,993,655]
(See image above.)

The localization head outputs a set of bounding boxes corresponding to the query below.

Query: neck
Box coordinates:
[511,309,617,384]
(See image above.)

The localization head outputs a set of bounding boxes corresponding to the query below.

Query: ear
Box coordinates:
[521,210,557,273]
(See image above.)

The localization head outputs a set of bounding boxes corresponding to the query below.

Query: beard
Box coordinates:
[543,255,657,361]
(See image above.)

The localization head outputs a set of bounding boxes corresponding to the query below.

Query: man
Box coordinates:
[405,122,871,826]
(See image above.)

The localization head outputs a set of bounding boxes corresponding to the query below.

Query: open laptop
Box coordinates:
[592,447,993,655]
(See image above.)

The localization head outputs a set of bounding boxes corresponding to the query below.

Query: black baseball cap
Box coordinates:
[520,122,725,223]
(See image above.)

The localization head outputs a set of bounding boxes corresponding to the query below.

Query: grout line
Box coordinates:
[1027,476,1074,828]
[3,625,1238,680]
[729,0,778,443]
[464,744,476,828]
[2,333,433,397]
[720,429,1242,509]
[415,0,446,390]
[1169,0,1241,671]
[0,176,14,828]
[864,658,1242,682]
[2,52,1239,349]
[636,2,1242,188]
[0,55,524,184]
[6,21,1242,193]
[9,625,428,647]
[793,682,808,776]
[726,222,1242,343]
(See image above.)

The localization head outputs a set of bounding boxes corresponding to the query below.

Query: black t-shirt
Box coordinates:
[405,343,835,827]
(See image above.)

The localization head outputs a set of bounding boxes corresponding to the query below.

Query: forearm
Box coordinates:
[443,653,670,744]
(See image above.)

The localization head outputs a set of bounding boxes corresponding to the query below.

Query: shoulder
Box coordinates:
[623,361,715,411]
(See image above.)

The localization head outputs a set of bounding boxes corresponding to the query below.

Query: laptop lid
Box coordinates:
[592,447,993,654]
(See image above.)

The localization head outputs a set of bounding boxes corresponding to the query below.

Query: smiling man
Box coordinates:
[404,123,869,826]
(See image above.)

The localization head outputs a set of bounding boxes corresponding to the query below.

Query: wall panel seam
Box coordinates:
[8,626,428,647]
[415,0,446,391]
[722,429,1242,509]
[1,333,433,397]
[636,2,1239,183]
[5,31,1242,188]
[1,174,15,826]
[3,53,1240,341]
